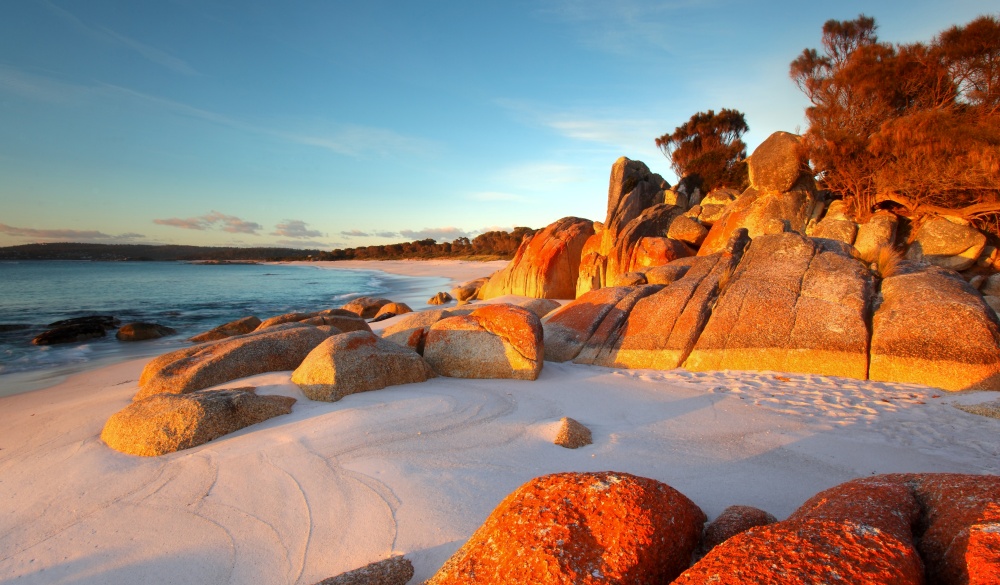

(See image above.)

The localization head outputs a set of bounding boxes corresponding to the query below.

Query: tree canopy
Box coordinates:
[655,108,750,193]
[791,14,1000,232]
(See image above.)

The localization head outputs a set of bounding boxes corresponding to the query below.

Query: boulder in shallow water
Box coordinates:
[101,386,295,456]
[32,322,107,345]
[341,296,392,319]
[428,291,454,305]
[32,315,120,345]
[116,322,177,342]
[137,323,331,400]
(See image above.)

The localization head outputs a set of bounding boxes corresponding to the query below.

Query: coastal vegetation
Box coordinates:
[655,108,750,193]
[791,14,1000,234]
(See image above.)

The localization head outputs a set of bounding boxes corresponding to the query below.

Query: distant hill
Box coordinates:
[0,227,536,262]
[0,243,321,262]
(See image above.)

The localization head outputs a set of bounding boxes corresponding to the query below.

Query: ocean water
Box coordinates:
[0,261,449,396]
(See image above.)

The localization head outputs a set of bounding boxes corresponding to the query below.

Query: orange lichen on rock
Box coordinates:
[674,518,924,584]
[426,471,706,585]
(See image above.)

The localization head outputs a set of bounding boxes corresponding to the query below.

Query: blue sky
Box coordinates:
[0,0,995,249]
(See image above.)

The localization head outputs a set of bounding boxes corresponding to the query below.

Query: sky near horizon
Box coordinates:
[1,1,996,249]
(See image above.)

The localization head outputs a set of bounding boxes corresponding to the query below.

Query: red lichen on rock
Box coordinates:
[900,473,1000,585]
[426,471,705,585]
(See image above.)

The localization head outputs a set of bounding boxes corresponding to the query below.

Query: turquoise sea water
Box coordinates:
[0,261,448,396]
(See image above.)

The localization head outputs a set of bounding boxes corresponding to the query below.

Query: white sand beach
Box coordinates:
[1,260,999,584]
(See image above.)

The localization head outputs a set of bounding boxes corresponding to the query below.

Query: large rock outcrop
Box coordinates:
[101,387,295,456]
[423,304,544,380]
[576,157,699,295]
[291,331,434,402]
[685,233,875,380]
[572,230,750,370]
[426,472,705,585]
[137,323,331,400]
[698,132,818,256]
[479,216,594,300]
[869,264,1000,390]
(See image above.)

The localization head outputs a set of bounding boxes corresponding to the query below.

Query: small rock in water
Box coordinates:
[427,291,453,305]
[116,322,177,342]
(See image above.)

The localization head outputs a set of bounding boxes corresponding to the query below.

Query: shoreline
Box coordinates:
[281,258,508,288]
[0,260,505,399]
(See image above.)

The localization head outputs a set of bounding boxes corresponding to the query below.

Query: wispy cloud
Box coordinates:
[154,211,262,235]
[340,229,371,238]
[0,223,146,242]
[399,227,472,242]
[0,64,94,103]
[496,99,662,159]
[272,219,323,239]
[537,0,705,56]
[0,65,431,159]
[40,0,199,75]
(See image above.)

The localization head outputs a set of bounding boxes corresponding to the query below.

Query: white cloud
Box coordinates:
[0,223,147,243]
[154,211,262,235]
[399,227,472,242]
[272,220,323,239]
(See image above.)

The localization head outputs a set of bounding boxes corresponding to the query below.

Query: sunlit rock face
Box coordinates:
[102,387,295,456]
[869,264,1000,390]
[906,215,988,271]
[685,233,875,380]
[479,216,595,300]
[423,303,544,380]
[292,330,434,402]
[137,323,330,399]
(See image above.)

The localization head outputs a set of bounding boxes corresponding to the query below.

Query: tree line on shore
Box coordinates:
[0,227,536,262]
[314,227,535,261]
